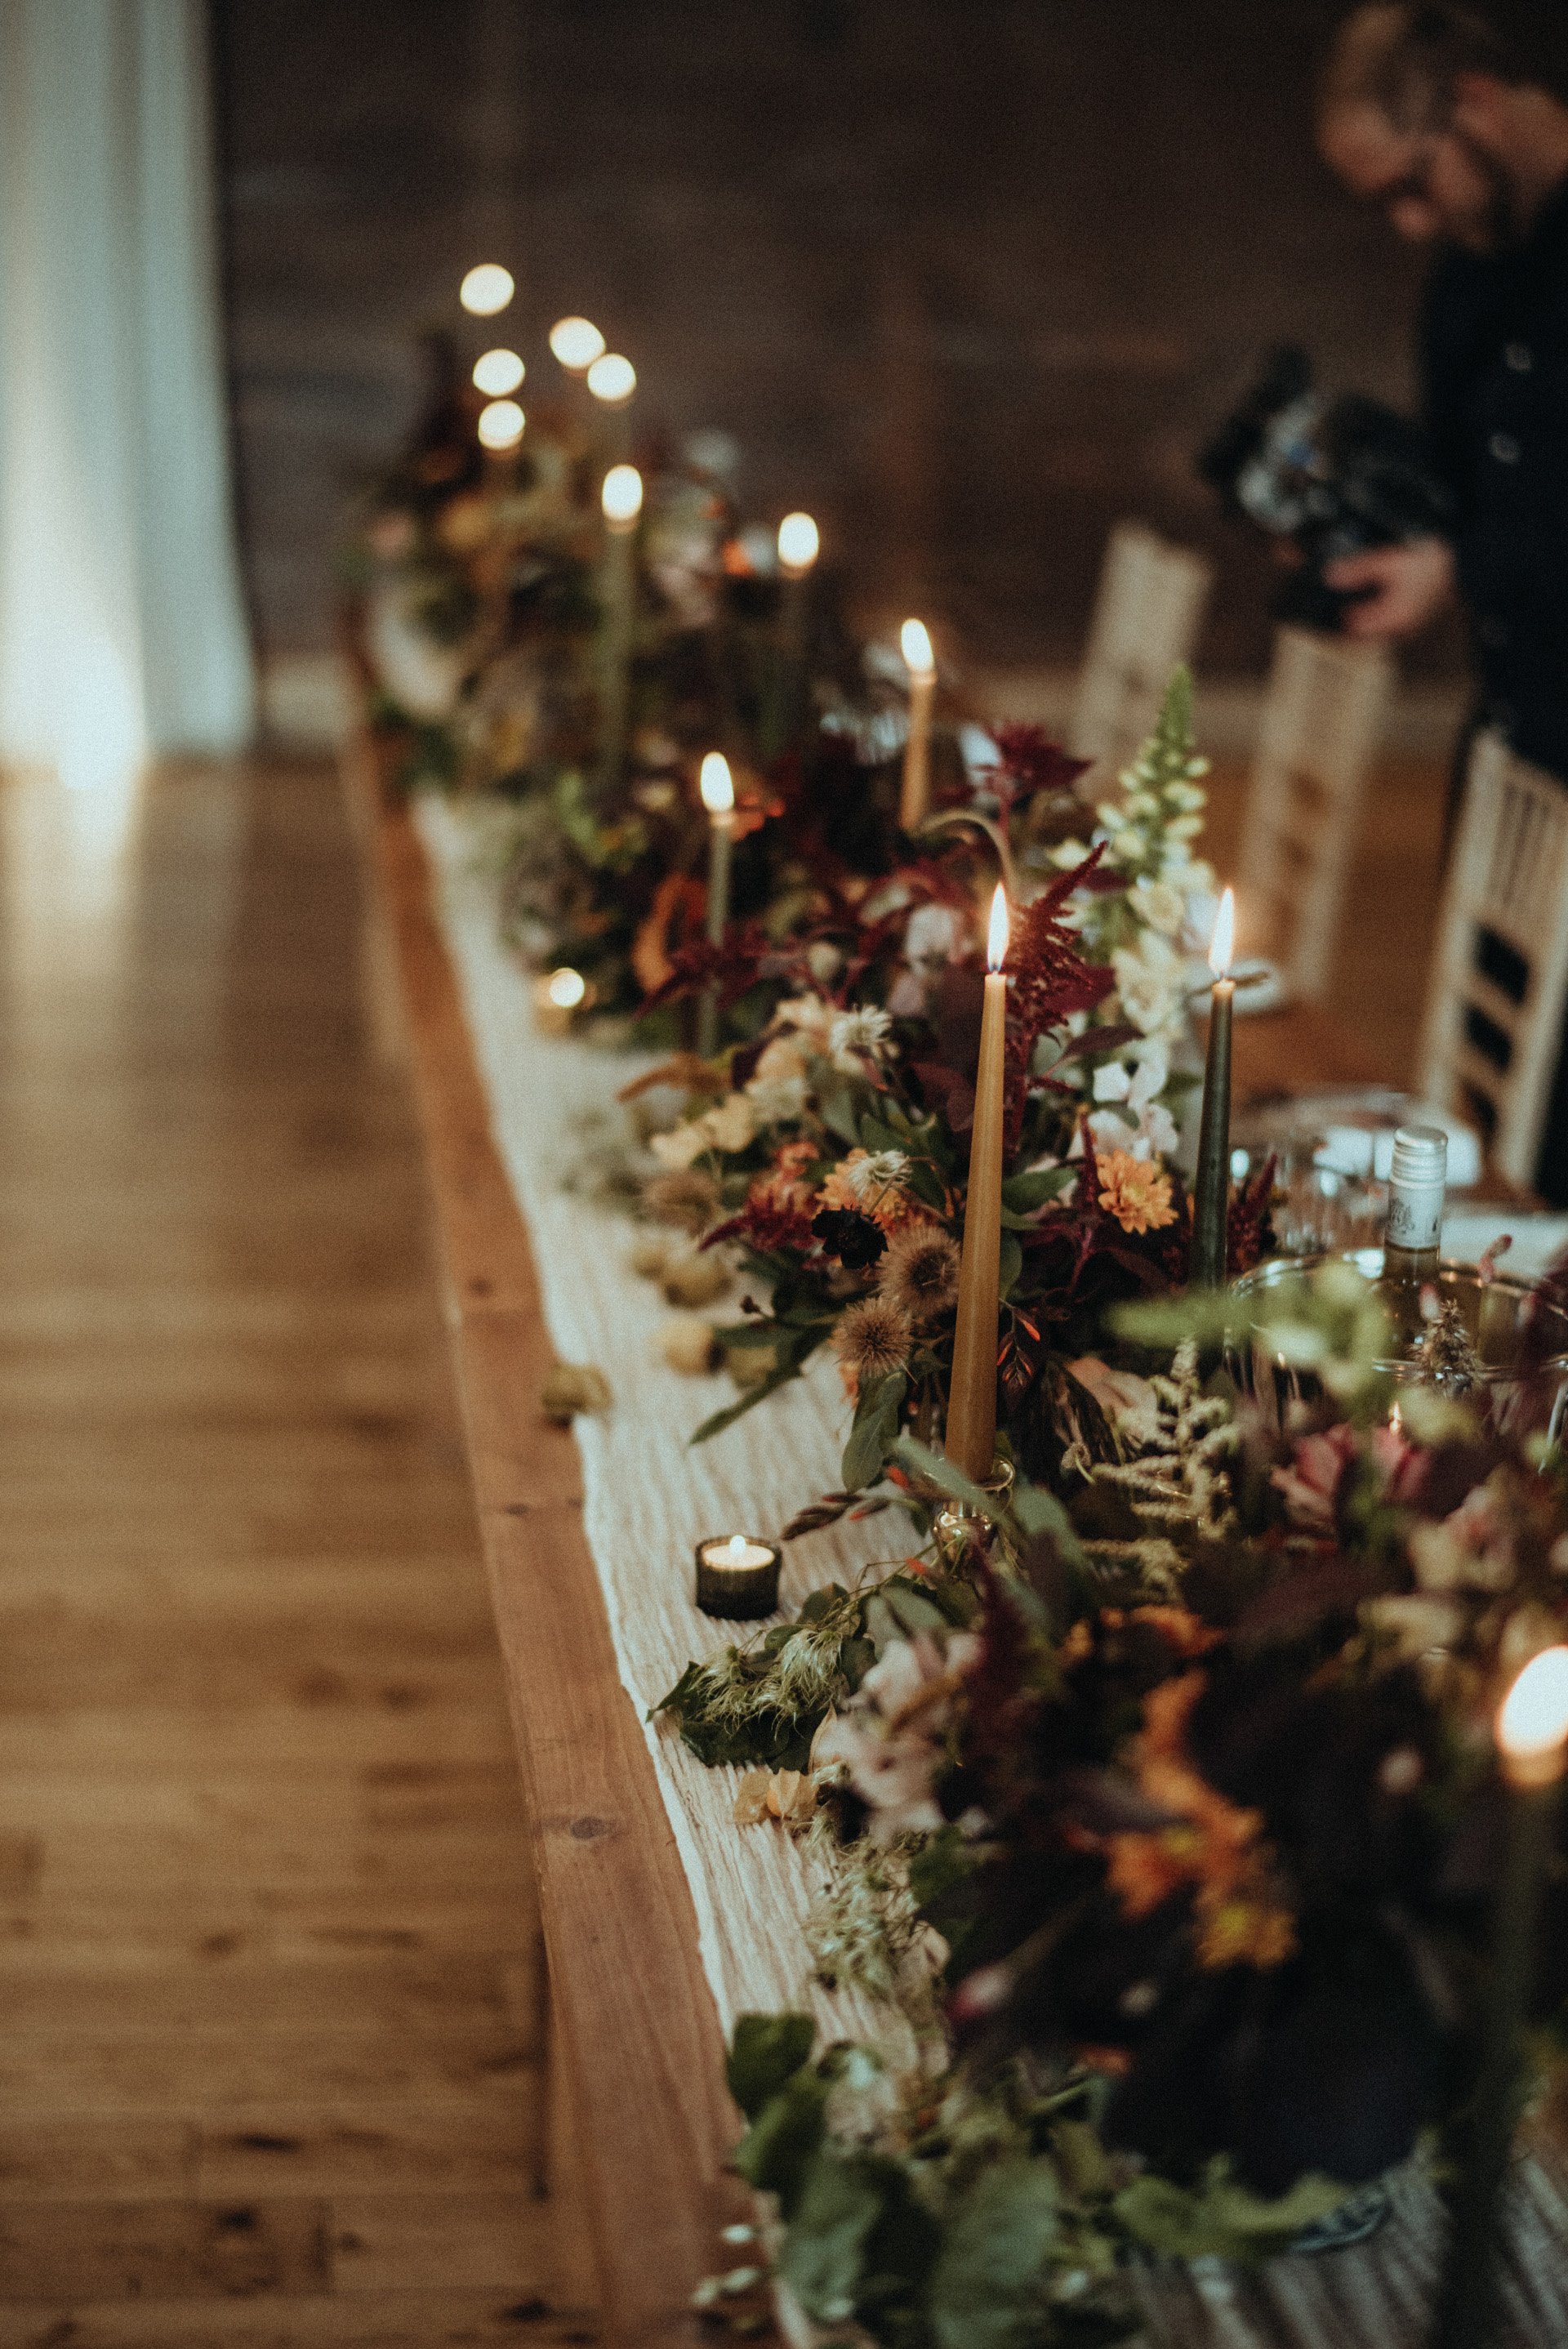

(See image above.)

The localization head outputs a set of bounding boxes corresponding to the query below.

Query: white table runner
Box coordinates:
[416,795,1568,2347]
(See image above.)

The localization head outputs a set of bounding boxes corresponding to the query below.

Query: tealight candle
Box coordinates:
[1188,887,1235,1290]
[598,463,644,791]
[696,752,735,1059]
[898,618,937,832]
[1431,1647,1568,2349]
[695,1532,782,1620]
[946,884,1009,1482]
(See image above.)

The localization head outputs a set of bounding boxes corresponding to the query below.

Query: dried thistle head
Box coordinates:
[833,1296,913,1384]
[878,1224,960,1325]
[644,1166,721,1235]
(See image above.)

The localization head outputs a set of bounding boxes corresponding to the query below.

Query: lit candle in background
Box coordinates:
[898,618,937,832]
[472,347,525,398]
[460,263,514,318]
[946,884,1009,1482]
[1188,886,1235,1290]
[549,316,607,374]
[696,751,736,1059]
[476,399,525,454]
[586,350,637,465]
[1430,1647,1568,2349]
[763,510,820,760]
[598,463,644,796]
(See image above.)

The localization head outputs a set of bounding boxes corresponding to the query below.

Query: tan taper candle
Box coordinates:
[899,619,936,832]
[946,884,1009,1482]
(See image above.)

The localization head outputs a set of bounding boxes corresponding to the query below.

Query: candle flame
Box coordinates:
[601,463,644,525]
[472,347,524,397]
[546,967,586,1010]
[901,617,935,679]
[586,352,636,404]
[476,399,525,451]
[1209,886,1235,978]
[724,1535,747,1563]
[460,263,514,316]
[549,316,606,372]
[777,511,819,574]
[699,752,734,817]
[1498,1647,1568,1780]
[987,883,1009,973]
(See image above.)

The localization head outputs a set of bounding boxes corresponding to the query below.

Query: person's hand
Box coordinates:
[1322,538,1455,639]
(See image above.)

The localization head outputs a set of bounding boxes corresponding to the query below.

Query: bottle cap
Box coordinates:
[1390,1125,1448,1189]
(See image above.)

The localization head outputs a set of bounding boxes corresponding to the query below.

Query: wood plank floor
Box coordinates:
[0,756,591,2345]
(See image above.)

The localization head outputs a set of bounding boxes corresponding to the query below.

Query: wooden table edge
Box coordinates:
[341,730,751,2347]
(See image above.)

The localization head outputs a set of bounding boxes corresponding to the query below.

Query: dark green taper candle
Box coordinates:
[1430,1646,1568,2349]
[1188,887,1235,1290]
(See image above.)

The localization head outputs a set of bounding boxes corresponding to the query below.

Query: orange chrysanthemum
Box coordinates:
[1096,1148,1177,1237]
[1103,1671,1298,1972]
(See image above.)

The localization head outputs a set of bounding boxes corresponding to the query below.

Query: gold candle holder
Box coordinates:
[694,1534,782,1620]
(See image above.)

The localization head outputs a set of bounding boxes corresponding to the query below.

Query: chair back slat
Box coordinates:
[1417,729,1568,1189]
[1070,522,1212,778]
[1236,625,1393,1001]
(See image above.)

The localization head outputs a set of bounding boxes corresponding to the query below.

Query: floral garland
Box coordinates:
[683,1259,1568,2345]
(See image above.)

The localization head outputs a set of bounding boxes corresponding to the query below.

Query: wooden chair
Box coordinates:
[1234,624,1394,1002]
[1416,728,1568,1190]
[1069,521,1213,779]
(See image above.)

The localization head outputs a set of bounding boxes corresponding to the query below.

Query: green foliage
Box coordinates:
[727,2012,817,2120]
[1112,2160,1348,2263]
[844,1369,909,1491]
[655,1579,935,1770]
[929,2162,1061,2349]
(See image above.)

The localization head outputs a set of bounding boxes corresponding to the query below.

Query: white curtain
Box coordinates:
[0,0,253,784]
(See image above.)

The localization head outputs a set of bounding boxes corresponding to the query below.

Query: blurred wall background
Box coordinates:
[216,0,1568,690]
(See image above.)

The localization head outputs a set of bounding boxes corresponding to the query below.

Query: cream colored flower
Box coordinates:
[1129,877,1185,936]
[649,1119,711,1170]
[1111,933,1182,1036]
[704,1093,757,1153]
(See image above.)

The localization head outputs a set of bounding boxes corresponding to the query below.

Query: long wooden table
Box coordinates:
[346,741,1460,2346]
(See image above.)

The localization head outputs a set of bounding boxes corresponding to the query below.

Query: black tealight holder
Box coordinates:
[694,1535,782,1620]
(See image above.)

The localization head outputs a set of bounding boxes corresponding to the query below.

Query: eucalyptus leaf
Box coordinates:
[929,2161,1061,2349]
[893,1436,1003,1523]
[1001,1166,1074,1213]
[842,1369,908,1492]
[999,1231,1022,1300]
[778,2151,885,2323]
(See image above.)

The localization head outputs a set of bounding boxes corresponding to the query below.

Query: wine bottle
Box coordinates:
[1381,1124,1446,1359]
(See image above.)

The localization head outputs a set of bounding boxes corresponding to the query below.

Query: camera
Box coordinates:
[1199,345,1453,631]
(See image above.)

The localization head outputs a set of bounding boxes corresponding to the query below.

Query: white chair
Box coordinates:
[1069,522,1213,779]
[1417,728,1568,1191]
[1234,625,1394,1002]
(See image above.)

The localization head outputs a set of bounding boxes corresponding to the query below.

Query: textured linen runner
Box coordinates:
[414,795,1568,2348]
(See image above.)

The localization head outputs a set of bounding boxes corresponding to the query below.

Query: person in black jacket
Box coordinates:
[1317,4,1568,1198]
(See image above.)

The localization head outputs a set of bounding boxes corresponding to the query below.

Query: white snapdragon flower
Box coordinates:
[1129,877,1185,937]
[1088,1039,1178,1161]
[1111,931,1183,1036]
